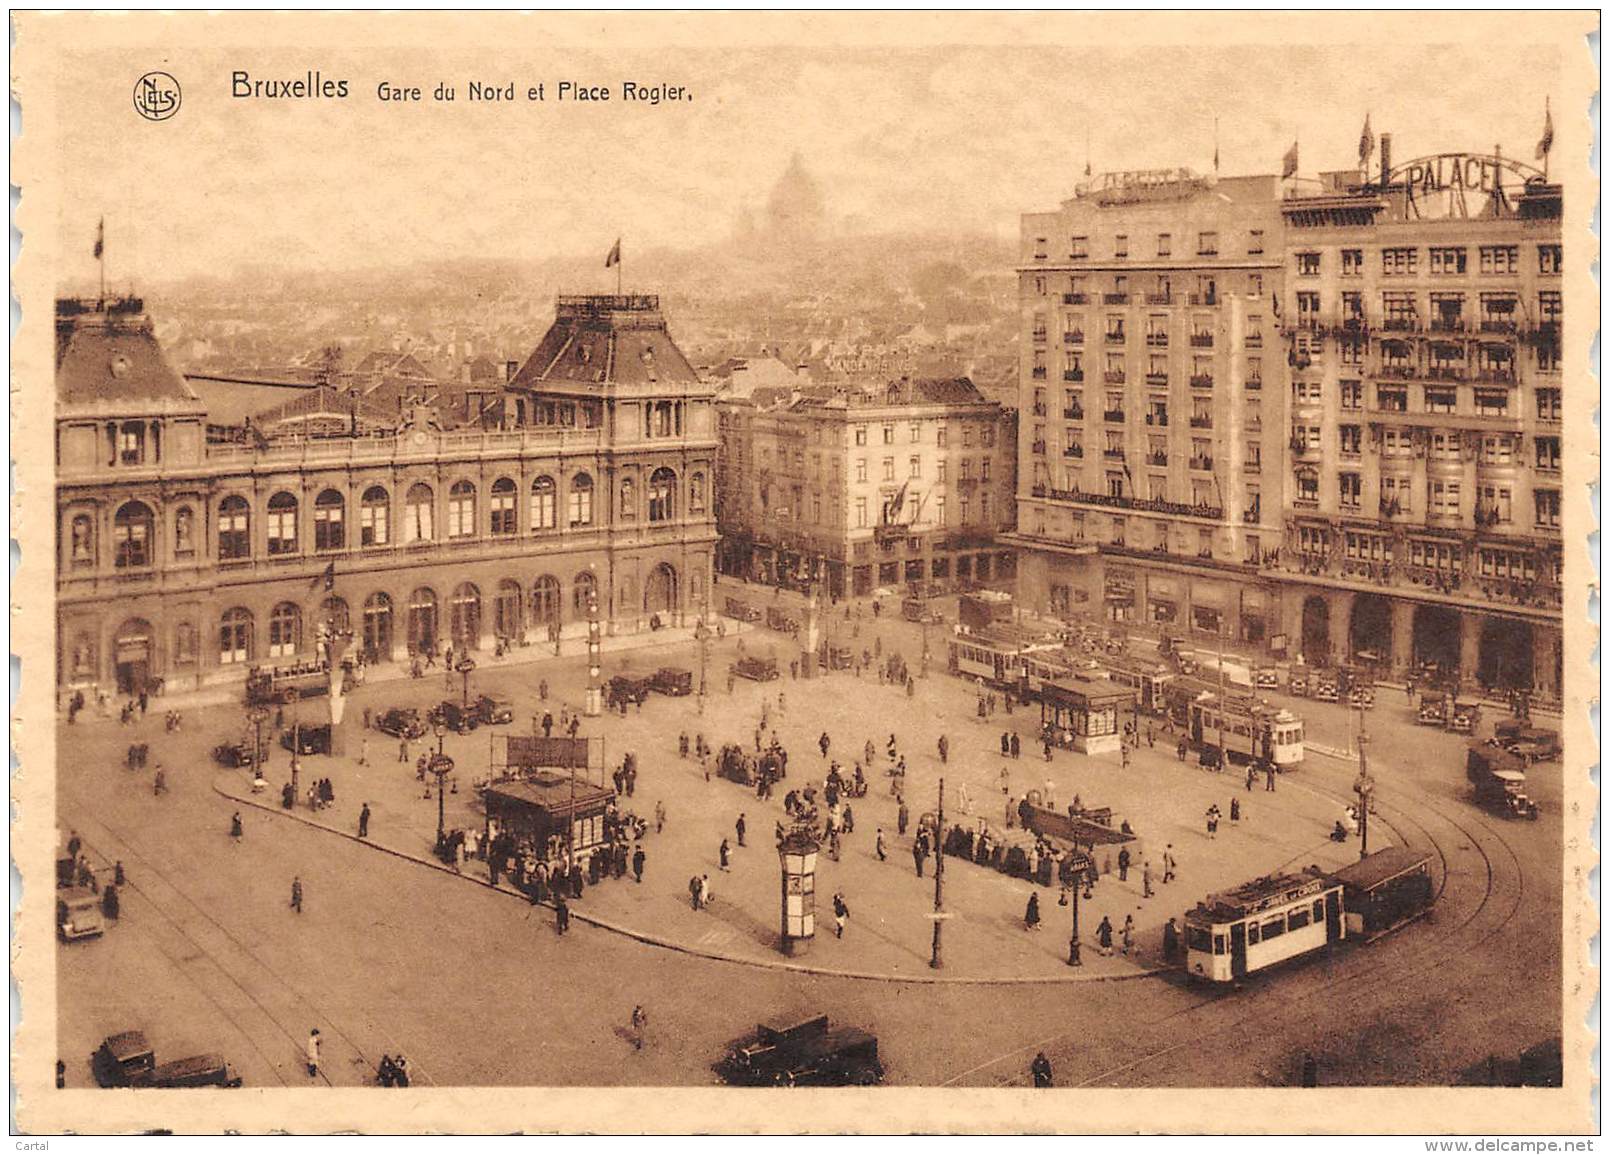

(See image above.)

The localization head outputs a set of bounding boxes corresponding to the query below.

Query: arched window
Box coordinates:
[361,486,390,547]
[314,489,346,552]
[450,582,481,649]
[405,483,434,543]
[490,478,517,536]
[620,477,637,520]
[266,492,299,555]
[569,473,594,527]
[648,467,677,522]
[113,501,154,569]
[572,570,598,616]
[268,602,302,657]
[689,471,707,514]
[530,476,557,531]
[531,574,562,637]
[362,591,394,662]
[494,579,522,641]
[319,596,350,636]
[219,607,254,664]
[69,513,95,568]
[407,587,438,655]
[173,506,196,556]
[448,480,477,538]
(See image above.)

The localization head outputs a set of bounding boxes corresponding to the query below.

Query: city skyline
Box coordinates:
[55,41,1565,286]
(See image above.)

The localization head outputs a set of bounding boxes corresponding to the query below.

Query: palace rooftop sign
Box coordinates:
[1379,153,1547,219]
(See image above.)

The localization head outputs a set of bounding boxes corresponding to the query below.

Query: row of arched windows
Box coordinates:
[77,469,707,570]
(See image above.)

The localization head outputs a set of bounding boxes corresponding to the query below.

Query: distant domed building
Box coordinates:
[765,152,826,239]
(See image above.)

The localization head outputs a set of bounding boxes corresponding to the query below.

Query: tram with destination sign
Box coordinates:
[1164,677,1305,768]
[947,629,1062,690]
[1102,653,1175,715]
[1184,869,1344,982]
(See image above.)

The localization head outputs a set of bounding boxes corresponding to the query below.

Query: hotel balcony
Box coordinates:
[1189,374,1214,390]
[1031,367,1047,379]
[1146,372,1169,387]
[1064,330,1084,344]
[1146,451,1169,467]
[1031,402,1048,417]
[1146,333,1169,347]
[1145,412,1168,427]
[1145,293,1173,305]
[1187,293,1217,307]
[1063,292,1089,305]
[1104,370,1126,384]
[1103,292,1130,305]
[1103,408,1126,423]
[1031,440,1047,455]
[1063,370,1085,383]
[1032,329,1048,344]
[1035,486,1224,522]
[1189,333,1215,349]
[1062,407,1085,420]
[1188,455,1214,471]
[1188,414,1213,429]
[1062,445,1084,459]
[1105,331,1126,345]
[1103,448,1126,461]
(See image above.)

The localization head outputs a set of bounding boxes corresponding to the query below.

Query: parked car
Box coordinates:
[607,675,654,707]
[91,1030,242,1089]
[374,707,427,740]
[279,724,332,756]
[717,1015,884,1087]
[212,741,259,769]
[1253,667,1280,691]
[429,700,480,734]
[732,656,780,682]
[57,887,104,942]
[649,667,694,697]
[1493,720,1562,764]
[475,694,516,725]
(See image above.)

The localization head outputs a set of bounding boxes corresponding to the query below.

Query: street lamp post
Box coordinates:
[457,656,476,712]
[1067,849,1091,967]
[429,721,453,851]
[246,705,270,772]
[286,688,302,806]
[584,581,603,717]
[930,777,946,970]
[1354,705,1374,860]
[695,606,710,715]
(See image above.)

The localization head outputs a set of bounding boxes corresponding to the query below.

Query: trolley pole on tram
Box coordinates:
[929,777,946,970]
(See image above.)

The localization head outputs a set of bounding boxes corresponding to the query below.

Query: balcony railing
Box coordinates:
[1105,332,1126,345]
[1381,317,1420,332]
[1063,292,1089,305]
[1031,403,1048,417]
[1104,371,1126,384]
[1146,451,1169,466]
[1479,319,1518,333]
[1064,331,1084,344]
[1188,455,1214,471]
[1472,368,1517,385]
[1189,333,1215,348]
[1424,364,1467,382]
[1104,292,1130,305]
[1063,370,1085,383]
[1103,409,1126,423]
[1031,367,1047,379]
[1377,364,1416,380]
[1245,334,1263,348]
[1188,414,1213,429]
[1146,333,1169,347]
[1062,407,1085,420]
[1189,374,1214,389]
[1063,446,1084,459]
[1146,372,1169,387]
[1429,318,1467,333]
[1188,293,1217,306]
[1145,412,1169,427]
[1032,329,1048,343]
[1031,441,1047,455]
[1245,377,1262,391]
[1103,448,1126,461]
[1145,293,1173,305]
[1038,487,1224,520]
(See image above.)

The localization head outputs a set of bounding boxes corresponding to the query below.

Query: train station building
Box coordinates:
[54,292,718,702]
[1010,140,1565,697]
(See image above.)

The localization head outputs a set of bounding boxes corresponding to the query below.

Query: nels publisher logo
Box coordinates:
[133,72,181,121]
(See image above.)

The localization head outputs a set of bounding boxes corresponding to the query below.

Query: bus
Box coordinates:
[1185,868,1344,983]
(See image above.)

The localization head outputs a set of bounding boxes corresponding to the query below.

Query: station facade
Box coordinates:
[55,293,718,701]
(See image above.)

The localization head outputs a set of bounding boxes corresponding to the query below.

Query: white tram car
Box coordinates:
[1184,868,1345,983]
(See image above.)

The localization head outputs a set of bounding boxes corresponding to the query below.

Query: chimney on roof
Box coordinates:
[1379,134,1392,188]
[505,360,519,382]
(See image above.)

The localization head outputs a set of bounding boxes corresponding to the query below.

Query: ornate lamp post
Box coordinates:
[429,752,455,852]
[246,705,271,771]
[694,605,710,714]
[584,575,603,717]
[456,655,477,712]
[777,828,820,957]
[1066,848,1092,967]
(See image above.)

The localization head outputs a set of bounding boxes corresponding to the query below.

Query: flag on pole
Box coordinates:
[605,238,621,268]
[1281,140,1299,179]
[1535,99,1554,161]
[1358,114,1374,168]
[93,218,104,260]
[310,560,336,593]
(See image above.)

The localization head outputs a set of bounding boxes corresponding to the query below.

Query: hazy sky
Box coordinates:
[44,35,1570,286]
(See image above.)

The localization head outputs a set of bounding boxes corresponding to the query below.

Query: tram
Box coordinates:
[1102,653,1175,715]
[1165,677,1305,768]
[1184,868,1344,982]
[1184,846,1437,983]
[947,629,1061,689]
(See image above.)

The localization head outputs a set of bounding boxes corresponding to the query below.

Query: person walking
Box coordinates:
[632,846,645,884]
[655,800,667,833]
[1000,732,1011,757]
[229,812,243,842]
[937,734,949,764]
[358,803,371,839]
[1266,763,1277,792]
[1163,845,1177,884]
[306,1029,321,1078]
[1205,805,1220,840]
[735,813,747,848]
[1162,917,1180,962]
[1031,1052,1054,1088]
[630,1005,648,1052]
[1121,914,1135,956]
[1010,732,1021,760]
[831,892,849,938]
[1142,859,1154,898]
[1246,763,1256,792]
[958,781,972,815]
[398,738,409,764]
[698,874,713,910]
[1230,797,1241,825]
[555,893,570,935]
[290,876,304,913]
[912,836,927,878]
[819,732,831,759]
[1096,915,1114,956]
[719,838,732,872]
[1024,890,1042,931]
[1117,846,1131,882]
[1120,744,1131,770]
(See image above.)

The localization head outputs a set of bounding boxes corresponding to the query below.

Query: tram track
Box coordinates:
[59,806,416,1088]
[941,754,1528,1088]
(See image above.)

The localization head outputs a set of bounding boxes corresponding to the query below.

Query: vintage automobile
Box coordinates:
[732,656,780,682]
[429,700,480,734]
[1466,743,1541,819]
[475,694,516,725]
[649,667,694,697]
[606,674,655,708]
[92,1030,242,1089]
[1311,672,1340,703]
[279,724,332,756]
[1286,669,1310,698]
[211,740,259,769]
[716,1015,884,1087]
[1449,697,1483,734]
[374,707,428,740]
[57,888,104,942]
[1493,720,1562,764]
[243,661,330,707]
[1416,690,1451,726]
[725,598,764,623]
[1253,667,1281,691]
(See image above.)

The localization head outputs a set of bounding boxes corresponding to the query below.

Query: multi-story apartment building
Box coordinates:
[1010,169,1290,646]
[55,292,717,702]
[715,377,1016,598]
[1012,146,1564,697]
[1271,143,1563,694]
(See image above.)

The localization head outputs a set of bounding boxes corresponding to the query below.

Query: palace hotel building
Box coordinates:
[1011,140,1564,696]
[54,293,718,702]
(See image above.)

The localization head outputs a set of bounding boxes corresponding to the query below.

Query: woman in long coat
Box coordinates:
[1024,890,1042,931]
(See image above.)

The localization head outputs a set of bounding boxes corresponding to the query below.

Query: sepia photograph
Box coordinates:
[9,10,1598,1136]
